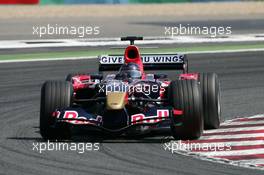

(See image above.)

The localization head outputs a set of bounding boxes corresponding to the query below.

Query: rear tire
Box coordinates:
[200,73,221,129]
[40,81,73,140]
[169,80,203,140]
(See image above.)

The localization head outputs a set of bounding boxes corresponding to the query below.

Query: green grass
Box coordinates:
[1,43,264,61]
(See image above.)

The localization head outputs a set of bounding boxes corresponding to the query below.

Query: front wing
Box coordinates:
[52,106,180,134]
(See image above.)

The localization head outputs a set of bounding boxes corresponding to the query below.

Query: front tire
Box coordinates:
[40,81,73,140]
[169,80,204,140]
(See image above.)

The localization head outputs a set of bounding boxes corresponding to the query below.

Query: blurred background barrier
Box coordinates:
[0,0,244,4]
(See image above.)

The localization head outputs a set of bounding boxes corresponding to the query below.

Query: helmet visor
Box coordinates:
[127,70,141,78]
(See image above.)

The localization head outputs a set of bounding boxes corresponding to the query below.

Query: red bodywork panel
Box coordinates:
[173,109,183,116]
[72,75,91,91]
[124,45,143,71]
[124,45,145,79]
[179,73,199,80]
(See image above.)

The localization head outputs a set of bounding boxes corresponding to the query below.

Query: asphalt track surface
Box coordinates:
[0,51,264,175]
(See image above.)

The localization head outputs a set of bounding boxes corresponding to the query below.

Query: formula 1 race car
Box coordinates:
[39,36,221,140]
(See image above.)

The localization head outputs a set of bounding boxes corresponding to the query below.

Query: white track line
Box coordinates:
[1,34,264,49]
[221,120,264,126]
[231,116,264,121]
[200,149,264,157]
[1,48,264,64]
[201,133,264,140]
[186,140,264,147]
[234,159,264,165]
[223,114,264,121]
[204,126,264,133]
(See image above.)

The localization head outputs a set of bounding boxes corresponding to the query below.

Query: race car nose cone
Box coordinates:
[106,92,127,110]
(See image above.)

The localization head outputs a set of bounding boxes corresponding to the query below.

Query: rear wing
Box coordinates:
[98,54,188,73]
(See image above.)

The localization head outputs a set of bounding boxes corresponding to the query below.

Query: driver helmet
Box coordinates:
[117,63,142,80]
